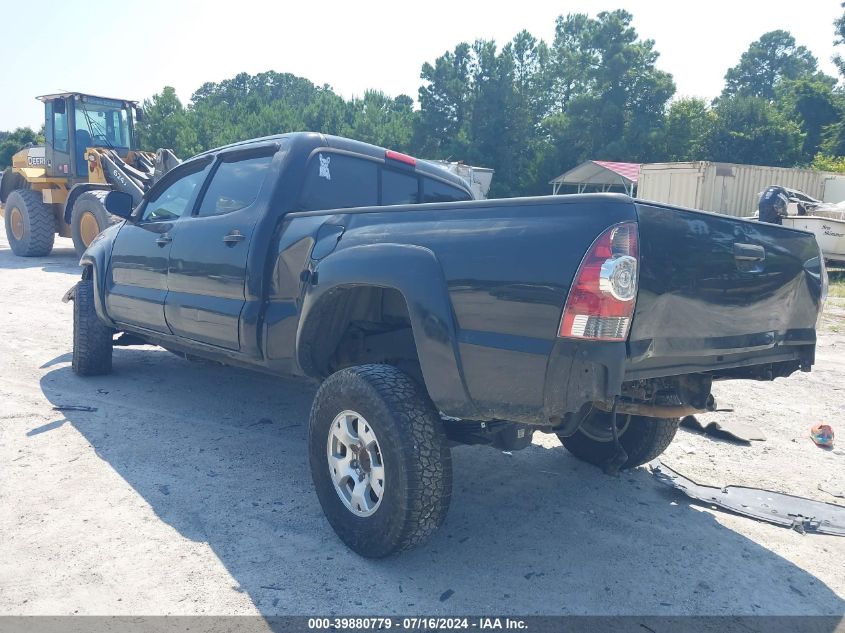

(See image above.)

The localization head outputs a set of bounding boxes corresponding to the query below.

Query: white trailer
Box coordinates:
[638,161,845,217]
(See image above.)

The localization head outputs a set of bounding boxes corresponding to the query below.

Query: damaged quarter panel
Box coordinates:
[332,195,638,422]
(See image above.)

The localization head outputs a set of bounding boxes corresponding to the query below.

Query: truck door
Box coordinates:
[163,149,275,350]
[105,159,211,333]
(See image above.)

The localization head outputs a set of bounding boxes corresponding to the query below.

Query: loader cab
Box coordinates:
[39,93,140,180]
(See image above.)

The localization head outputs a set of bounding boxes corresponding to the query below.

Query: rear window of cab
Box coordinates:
[297,152,471,212]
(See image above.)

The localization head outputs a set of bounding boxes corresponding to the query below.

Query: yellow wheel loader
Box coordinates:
[0,92,179,257]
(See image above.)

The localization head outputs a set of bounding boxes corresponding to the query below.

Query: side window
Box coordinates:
[382,169,419,205]
[298,153,378,211]
[422,177,472,203]
[141,163,209,222]
[197,153,274,217]
[45,102,54,147]
[53,103,68,153]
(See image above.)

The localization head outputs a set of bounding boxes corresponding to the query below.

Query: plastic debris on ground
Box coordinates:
[650,461,845,537]
[680,415,765,444]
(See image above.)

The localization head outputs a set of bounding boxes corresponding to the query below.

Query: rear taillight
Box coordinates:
[558,222,639,341]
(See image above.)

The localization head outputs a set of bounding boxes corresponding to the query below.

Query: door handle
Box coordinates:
[734,243,765,261]
[223,230,246,246]
[156,234,172,247]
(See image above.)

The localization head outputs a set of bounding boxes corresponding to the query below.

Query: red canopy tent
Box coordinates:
[549,160,641,197]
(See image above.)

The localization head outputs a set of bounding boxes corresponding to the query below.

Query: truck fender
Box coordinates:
[78,226,117,327]
[64,183,111,225]
[297,243,478,419]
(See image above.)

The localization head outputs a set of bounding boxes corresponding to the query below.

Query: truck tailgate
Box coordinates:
[628,202,825,377]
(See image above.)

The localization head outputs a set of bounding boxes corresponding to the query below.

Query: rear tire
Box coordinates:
[559,410,679,469]
[4,189,55,257]
[308,364,452,557]
[71,190,116,257]
[72,279,113,376]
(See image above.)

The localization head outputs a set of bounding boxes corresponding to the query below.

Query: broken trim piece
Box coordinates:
[61,285,76,304]
[680,414,766,444]
[651,461,845,536]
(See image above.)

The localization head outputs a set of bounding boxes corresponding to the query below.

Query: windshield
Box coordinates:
[74,97,132,148]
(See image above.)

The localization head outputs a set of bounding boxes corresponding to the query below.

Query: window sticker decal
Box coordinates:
[319,154,331,181]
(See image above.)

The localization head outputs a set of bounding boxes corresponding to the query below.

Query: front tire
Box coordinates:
[308,364,452,558]
[72,279,113,376]
[4,189,55,257]
[559,410,679,469]
[71,191,115,256]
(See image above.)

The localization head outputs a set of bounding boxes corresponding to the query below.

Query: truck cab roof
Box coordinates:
[191,132,473,195]
[36,92,139,105]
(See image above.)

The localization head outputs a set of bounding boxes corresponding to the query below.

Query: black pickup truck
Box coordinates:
[67,132,828,557]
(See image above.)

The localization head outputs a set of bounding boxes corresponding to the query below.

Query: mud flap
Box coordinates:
[61,285,76,303]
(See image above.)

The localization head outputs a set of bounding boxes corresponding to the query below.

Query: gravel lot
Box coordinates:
[0,228,843,617]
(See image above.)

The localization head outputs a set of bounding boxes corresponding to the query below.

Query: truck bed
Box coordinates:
[276,194,824,426]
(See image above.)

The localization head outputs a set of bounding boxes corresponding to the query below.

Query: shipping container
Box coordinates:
[637,161,845,217]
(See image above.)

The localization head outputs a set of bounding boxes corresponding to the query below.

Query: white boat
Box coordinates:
[782,214,845,264]
[747,188,845,264]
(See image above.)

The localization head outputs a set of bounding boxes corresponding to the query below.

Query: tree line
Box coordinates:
[4,8,845,197]
[0,128,41,171]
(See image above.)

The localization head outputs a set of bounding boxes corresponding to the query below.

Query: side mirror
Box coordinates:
[104,191,135,220]
[53,99,66,115]
[134,106,144,123]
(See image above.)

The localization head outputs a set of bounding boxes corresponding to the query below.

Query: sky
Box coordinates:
[2,0,843,130]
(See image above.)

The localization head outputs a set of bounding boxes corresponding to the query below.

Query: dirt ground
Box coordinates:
[0,228,843,617]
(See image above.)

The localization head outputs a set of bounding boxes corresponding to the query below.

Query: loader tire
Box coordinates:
[559,410,679,470]
[4,189,55,257]
[71,190,116,256]
[72,279,113,376]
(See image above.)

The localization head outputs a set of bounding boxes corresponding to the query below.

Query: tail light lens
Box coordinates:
[558,222,639,341]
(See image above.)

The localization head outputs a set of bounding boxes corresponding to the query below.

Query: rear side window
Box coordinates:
[298,153,378,211]
[198,153,274,216]
[422,177,471,203]
[382,169,419,205]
